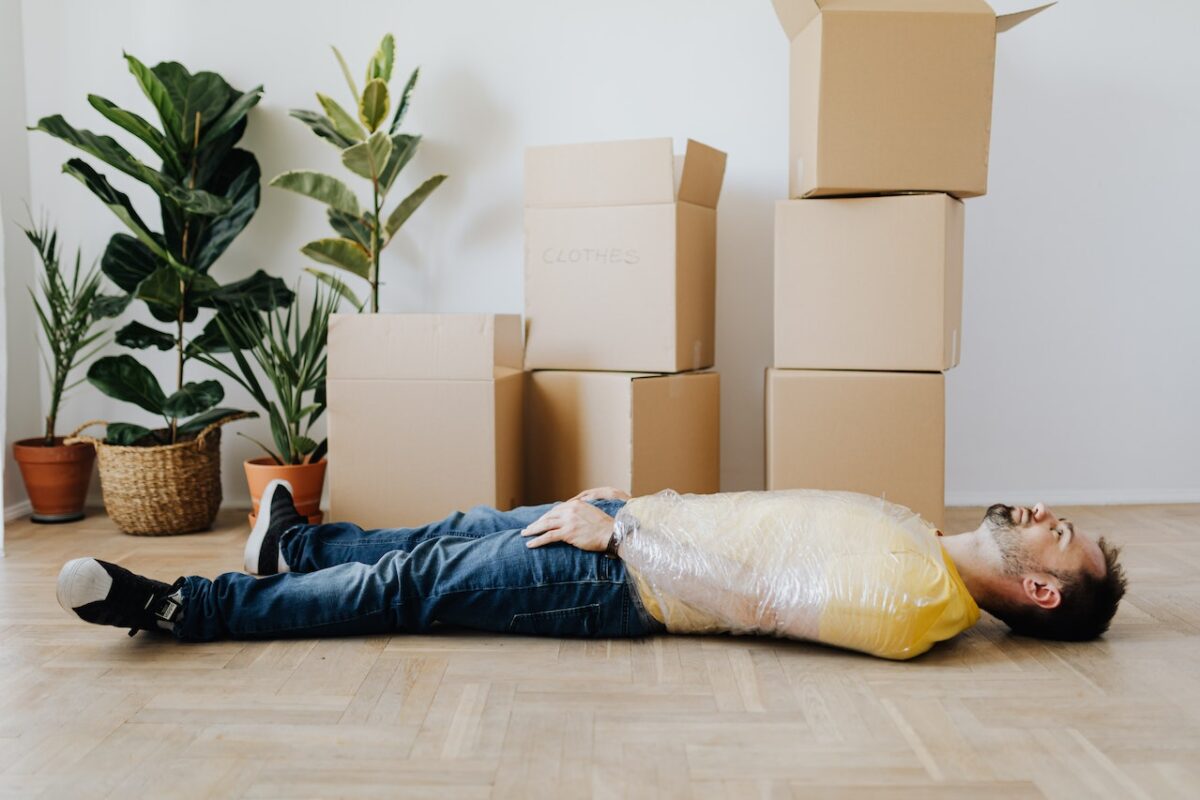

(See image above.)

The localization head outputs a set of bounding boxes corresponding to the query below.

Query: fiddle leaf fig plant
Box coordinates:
[32,54,290,445]
[271,34,447,313]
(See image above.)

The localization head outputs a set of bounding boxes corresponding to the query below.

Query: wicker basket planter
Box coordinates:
[66,414,249,536]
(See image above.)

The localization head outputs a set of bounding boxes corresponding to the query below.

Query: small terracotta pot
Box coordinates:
[245,457,327,527]
[12,437,96,524]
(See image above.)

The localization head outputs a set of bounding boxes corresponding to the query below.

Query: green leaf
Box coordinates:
[189,149,261,272]
[194,269,294,311]
[125,53,181,145]
[187,305,263,355]
[61,159,166,259]
[92,292,132,318]
[33,114,171,194]
[105,422,153,446]
[309,438,329,464]
[163,183,233,216]
[101,234,163,293]
[294,436,318,457]
[270,170,361,217]
[389,67,419,134]
[359,79,389,132]
[378,133,419,192]
[341,130,392,181]
[199,85,263,148]
[177,407,252,437]
[115,320,176,350]
[163,380,224,418]
[288,109,354,149]
[300,238,372,280]
[317,93,366,143]
[331,46,360,106]
[154,64,230,148]
[135,267,215,323]
[86,94,180,173]
[306,267,364,311]
[327,208,372,249]
[385,174,447,239]
[87,354,166,414]
[367,34,395,83]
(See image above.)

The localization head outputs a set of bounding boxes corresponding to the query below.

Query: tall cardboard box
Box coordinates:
[327,314,524,528]
[524,138,727,373]
[772,0,1052,198]
[775,193,964,371]
[765,369,944,526]
[525,370,720,503]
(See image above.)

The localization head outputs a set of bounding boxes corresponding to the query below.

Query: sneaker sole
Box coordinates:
[244,478,294,575]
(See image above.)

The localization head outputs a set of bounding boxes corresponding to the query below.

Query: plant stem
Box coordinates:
[371,179,382,313]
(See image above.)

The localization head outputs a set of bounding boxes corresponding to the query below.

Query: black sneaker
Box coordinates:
[244,479,305,576]
[56,558,184,637]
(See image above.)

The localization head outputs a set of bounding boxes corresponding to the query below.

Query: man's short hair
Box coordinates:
[990,537,1127,641]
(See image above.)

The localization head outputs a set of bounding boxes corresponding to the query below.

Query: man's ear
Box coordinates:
[1021,576,1062,610]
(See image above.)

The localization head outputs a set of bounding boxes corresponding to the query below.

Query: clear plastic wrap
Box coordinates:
[615,489,980,660]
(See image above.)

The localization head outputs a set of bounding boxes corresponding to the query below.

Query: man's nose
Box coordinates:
[1033,503,1053,523]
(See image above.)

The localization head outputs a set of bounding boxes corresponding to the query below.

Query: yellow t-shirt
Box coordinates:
[618,489,980,660]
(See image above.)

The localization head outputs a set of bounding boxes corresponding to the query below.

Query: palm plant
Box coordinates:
[31,54,290,445]
[21,217,114,444]
[271,34,447,313]
[196,281,345,465]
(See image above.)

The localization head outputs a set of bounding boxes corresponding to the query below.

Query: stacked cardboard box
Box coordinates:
[523,138,727,502]
[327,314,524,528]
[766,0,1052,527]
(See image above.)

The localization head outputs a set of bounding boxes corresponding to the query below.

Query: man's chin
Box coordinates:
[984,503,1014,529]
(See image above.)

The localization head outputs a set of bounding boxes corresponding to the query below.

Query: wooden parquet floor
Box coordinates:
[1,503,1197,799]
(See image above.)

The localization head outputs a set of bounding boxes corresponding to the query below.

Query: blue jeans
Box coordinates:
[174,500,664,642]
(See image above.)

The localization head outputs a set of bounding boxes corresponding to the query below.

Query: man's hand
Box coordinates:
[521,500,616,552]
[568,486,632,503]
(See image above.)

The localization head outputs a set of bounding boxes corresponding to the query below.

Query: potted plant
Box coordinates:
[11,219,116,523]
[195,279,350,525]
[271,33,447,312]
[35,54,291,535]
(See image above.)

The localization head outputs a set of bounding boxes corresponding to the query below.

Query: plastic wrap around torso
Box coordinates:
[616,489,980,660]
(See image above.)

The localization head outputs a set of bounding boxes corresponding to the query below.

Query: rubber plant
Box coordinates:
[31,55,291,445]
[271,34,447,313]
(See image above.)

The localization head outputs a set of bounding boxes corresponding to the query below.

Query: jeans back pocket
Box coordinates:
[508,604,601,637]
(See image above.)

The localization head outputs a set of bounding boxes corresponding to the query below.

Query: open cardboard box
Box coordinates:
[773,0,1054,198]
[524,370,720,503]
[327,314,524,528]
[524,137,726,373]
[765,368,945,526]
[775,193,964,372]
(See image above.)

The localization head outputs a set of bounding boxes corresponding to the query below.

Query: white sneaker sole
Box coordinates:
[56,557,112,616]
[244,479,294,575]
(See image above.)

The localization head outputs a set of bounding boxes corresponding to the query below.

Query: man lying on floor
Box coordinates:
[55,483,1127,660]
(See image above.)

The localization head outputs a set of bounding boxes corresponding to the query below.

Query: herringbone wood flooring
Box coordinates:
[1,503,1197,799]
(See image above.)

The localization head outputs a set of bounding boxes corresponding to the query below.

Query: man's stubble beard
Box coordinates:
[985,503,1035,577]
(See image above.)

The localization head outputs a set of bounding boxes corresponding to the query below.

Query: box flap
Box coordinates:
[328,313,523,380]
[822,0,993,13]
[525,138,677,208]
[677,139,727,209]
[772,0,824,39]
[995,2,1054,32]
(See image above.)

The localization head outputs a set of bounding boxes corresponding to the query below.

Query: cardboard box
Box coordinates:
[765,368,944,526]
[524,137,727,373]
[775,193,964,372]
[524,370,720,503]
[773,0,1053,198]
[327,314,524,528]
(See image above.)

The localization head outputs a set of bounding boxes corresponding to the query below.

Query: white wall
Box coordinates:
[2,0,40,529]
[13,0,1200,510]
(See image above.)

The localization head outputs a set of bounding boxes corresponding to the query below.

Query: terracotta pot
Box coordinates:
[12,437,96,524]
[245,457,327,527]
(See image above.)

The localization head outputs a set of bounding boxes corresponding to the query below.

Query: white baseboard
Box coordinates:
[946,489,1200,508]
[4,498,31,522]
